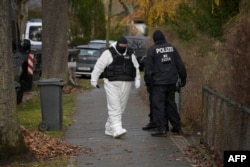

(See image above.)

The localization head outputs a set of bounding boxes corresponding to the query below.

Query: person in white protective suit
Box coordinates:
[91,36,141,138]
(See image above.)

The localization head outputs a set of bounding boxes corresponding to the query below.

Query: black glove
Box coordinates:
[175,85,181,92]
[180,80,186,87]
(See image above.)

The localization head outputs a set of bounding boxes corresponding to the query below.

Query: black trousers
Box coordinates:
[146,83,154,123]
[152,84,180,131]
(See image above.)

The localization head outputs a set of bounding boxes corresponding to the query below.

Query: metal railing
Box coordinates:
[201,86,250,160]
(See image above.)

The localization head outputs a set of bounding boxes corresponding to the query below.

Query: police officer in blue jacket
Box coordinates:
[145,30,187,137]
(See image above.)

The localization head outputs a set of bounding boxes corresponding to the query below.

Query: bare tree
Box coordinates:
[0,0,27,159]
[42,0,68,80]
[118,0,136,15]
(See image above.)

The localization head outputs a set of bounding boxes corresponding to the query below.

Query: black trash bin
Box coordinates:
[37,78,65,131]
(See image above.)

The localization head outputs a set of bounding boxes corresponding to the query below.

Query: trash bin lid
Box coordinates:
[37,78,65,86]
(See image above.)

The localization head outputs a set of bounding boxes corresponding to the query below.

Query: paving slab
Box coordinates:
[63,85,193,167]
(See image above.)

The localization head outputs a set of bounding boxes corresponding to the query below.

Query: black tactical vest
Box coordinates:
[103,47,136,81]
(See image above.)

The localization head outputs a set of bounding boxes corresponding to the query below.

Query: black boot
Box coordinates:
[151,130,167,137]
[171,128,182,135]
[166,123,169,132]
[142,122,157,131]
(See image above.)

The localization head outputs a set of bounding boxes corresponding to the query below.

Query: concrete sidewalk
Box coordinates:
[63,85,193,167]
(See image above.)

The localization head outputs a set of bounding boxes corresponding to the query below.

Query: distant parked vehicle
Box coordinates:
[88,39,116,48]
[22,18,42,49]
[125,36,149,71]
[10,0,42,104]
[75,45,105,77]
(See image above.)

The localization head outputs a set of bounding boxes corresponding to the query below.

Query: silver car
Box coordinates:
[88,39,116,48]
[75,45,105,77]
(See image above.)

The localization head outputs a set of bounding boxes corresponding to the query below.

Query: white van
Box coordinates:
[23,19,42,48]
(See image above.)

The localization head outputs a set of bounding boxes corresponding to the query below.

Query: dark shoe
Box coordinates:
[151,131,167,137]
[151,124,169,132]
[171,128,181,135]
[142,122,157,131]
[166,125,169,132]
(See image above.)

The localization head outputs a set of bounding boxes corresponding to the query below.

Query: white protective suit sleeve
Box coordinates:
[131,53,141,81]
[91,49,113,82]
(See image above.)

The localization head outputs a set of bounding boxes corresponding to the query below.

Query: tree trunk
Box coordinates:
[106,0,112,48]
[0,0,27,160]
[42,0,68,80]
[17,0,29,40]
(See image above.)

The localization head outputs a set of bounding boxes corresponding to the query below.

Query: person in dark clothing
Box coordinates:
[142,63,172,131]
[142,71,156,130]
[142,64,170,131]
[145,30,187,137]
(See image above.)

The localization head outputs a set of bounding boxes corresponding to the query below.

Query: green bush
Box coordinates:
[169,0,239,39]
[195,11,222,38]
[169,3,196,41]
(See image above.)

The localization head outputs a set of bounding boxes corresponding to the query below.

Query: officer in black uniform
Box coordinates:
[145,30,187,137]
[142,69,156,130]
[142,71,170,131]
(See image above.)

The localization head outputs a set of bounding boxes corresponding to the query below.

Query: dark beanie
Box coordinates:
[153,30,166,43]
[117,36,128,45]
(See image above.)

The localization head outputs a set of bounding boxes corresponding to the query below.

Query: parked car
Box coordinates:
[88,38,147,71]
[88,39,116,48]
[75,45,105,77]
[125,36,149,71]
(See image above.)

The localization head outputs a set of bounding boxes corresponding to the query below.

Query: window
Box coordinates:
[29,26,42,41]
[79,49,101,57]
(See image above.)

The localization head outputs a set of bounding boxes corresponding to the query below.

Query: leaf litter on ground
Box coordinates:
[20,126,94,159]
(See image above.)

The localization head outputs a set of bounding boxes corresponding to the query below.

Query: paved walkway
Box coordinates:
[63,85,193,167]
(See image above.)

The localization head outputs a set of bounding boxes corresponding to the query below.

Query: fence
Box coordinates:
[201,86,250,160]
